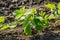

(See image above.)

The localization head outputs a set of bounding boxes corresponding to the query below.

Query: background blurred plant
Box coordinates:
[45,2,60,19]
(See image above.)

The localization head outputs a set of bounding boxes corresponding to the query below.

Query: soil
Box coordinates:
[0,0,60,40]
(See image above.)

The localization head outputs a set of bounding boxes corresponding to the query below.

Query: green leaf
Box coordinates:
[18,20,24,25]
[24,22,31,35]
[54,11,59,18]
[35,24,43,30]
[0,16,5,23]
[0,24,9,30]
[48,14,56,20]
[44,15,49,19]
[13,7,26,19]
[58,2,60,10]
[8,22,17,28]
[43,14,49,26]
[39,11,46,17]
[33,16,43,30]
[31,8,37,14]
[58,10,60,14]
[45,4,56,10]
[44,19,49,26]
[34,16,41,25]
[22,20,28,27]
[24,8,37,16]
[25,14,34,21]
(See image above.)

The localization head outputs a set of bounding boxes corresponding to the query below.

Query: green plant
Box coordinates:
[45,2,60,19]
[0,6,56,35]
[45,3,56,11]
[13,7,50,35]
[0,2,60,35]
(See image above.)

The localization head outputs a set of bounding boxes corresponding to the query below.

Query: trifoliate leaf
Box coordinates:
[44,19,49,26]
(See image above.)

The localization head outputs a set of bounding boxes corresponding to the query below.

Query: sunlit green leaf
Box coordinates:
[31,8,37,14]
[13,7,26,19]
[39,11,46,17]
[43,15,49,26]
[48,14,55,20]
[0,16,5,23]
[18,20,24,25]
[58,10,60,15]
[58,2,60,10]
[24,8,36,16]
[44,19,49,26]
[25,14,34,21]
[45,4,56,10]
[0,24,9,30]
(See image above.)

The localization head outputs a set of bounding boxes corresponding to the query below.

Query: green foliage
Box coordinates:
[58,2,60,10]
[39,11,45,17]
[33,16,43,30]
[13,7,37,35]
[8,22,17,28]
[39,11,49,26]
[0,22,17,30]
[31,8,37,14]
[48,14,56,20]
[24,21,31,35]
[45,2,60,19]
[0,2,60,35]
[17,8,50,35]
[0,24,9,30]
[57,2,60,16]
[45,3,56,11]
[0,16,5,23]
[58,10,60,15]
[13,7,26,19]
